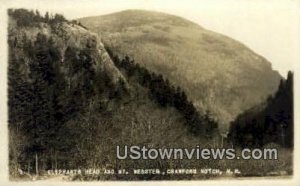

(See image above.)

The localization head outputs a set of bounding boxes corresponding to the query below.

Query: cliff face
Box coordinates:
[79,10,282,131]
[8,16,126,87]
[8,11,215,178]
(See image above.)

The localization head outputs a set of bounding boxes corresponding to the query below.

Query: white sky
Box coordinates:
[3,0,300,76]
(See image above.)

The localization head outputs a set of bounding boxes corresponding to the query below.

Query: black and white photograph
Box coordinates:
[0,0,299,185]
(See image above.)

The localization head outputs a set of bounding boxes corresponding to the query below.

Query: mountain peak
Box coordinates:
[78,11,281,130]
[79,9,202,33]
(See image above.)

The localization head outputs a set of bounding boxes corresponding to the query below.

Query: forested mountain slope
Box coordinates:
[79,10,282,131]
[8,9,217,180]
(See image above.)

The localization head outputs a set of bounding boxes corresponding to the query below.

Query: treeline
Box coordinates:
[105,47,218,135]
[8,8,67,27]
[229,71,293,148]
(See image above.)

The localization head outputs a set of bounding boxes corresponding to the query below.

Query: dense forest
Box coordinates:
[8,8,86,29]
[8,8,126,176]
[229,71,293,148]
[8,9,218,179]
[105,47,218,135]
[8,9,66,27]
[7,8,294,180]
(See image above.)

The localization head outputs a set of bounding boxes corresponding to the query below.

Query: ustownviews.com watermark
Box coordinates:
[116,146,278,160]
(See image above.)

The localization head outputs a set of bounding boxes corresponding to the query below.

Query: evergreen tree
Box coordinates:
[45,12,50,23]
[229,71,294,148]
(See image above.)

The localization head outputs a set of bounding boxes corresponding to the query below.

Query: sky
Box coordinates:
[3,0,300,77]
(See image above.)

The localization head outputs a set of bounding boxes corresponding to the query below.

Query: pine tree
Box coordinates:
[45,12,50,23]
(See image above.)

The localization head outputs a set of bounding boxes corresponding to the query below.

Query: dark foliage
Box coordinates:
[105,47,218,135]
[8,26,124,172]
[8,8,67,27]
[229,72,293,148]
[70,20,88,30]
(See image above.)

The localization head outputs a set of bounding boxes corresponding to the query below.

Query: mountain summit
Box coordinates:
[78,10,281,130]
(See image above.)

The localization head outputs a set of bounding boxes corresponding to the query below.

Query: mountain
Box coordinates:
[78,10,282,131]
[8,8,292,181]
[8,9,216,180]
[8,9,126,87]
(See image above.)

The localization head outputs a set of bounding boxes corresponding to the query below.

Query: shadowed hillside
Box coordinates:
[229,71,293,148]
[79,10,282,131]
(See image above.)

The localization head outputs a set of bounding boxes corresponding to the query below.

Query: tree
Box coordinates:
[45,12,50,22]
[229,71,294,148]
[105,49,212,135]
